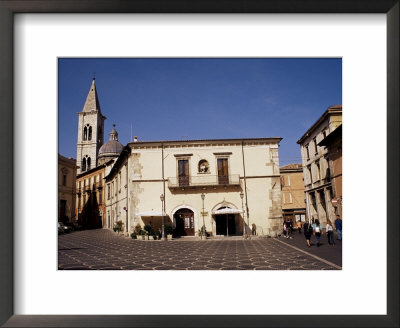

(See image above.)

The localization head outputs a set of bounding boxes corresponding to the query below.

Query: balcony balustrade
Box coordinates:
[168,174,240,189]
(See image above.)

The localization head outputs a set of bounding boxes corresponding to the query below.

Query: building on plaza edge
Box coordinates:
[297,105,342,226]
[280,163,306,225]
[318,124,342,219]
[104,137,283,237]
[58,154,77,223]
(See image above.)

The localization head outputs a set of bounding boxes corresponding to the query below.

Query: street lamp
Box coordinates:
[240,191,245,236]
[201,193,206,238]
[160,194,165,240]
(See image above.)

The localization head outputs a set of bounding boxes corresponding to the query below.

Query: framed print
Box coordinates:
[0,1,398,327]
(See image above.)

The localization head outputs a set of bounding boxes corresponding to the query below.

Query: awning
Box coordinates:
[213,208,244,215]
[135,211,163,217]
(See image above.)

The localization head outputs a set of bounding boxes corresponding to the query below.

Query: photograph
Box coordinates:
[1,2,397,325]
[58,58,343,271]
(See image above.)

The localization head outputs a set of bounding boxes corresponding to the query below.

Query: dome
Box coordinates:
[98,124,123,158]
[98,140,123,156]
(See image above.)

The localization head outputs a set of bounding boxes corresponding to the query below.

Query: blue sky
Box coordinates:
[58,58,341,166]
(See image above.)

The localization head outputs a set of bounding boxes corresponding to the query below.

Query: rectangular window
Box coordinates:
[119,172,121,192]
[178,159,189,186]
[217,158,229,185]
[313,137,318,155]
[286,176,291,186]
[284,192,292,204]
[98,190,102,205]
[305,144,310,160]
[107,184,110,200]
[315,161,320,181]
[62,175,67,186]
[307,165,312,184]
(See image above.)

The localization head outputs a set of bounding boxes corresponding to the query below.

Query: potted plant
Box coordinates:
[144,224,154,240]
[134,224,145,240]
[165,223,173,240]
[113,220,123,234]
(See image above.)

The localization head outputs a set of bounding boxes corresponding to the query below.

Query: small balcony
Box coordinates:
[168,174,240,189]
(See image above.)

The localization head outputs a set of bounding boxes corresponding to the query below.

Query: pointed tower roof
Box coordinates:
[82,78,102,113]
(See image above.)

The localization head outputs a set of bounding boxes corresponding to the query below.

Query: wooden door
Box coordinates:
[178,159,189,186]
[175,209,195,236]
[217,158,229,185]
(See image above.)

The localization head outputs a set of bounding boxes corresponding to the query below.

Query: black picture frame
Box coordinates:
[0,1,398,327]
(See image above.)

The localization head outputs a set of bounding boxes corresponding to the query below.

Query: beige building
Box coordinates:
[58,154,77,223]
[319,124,342,219]
[297,105,342,226]
[104,137,283,237]
[76,163,109,229]
[280,163,306,224]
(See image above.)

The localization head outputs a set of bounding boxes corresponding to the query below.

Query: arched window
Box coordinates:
[83,127,87,141]
[82,158,87,171]
[87,157,91,170]
[88,126,92,140]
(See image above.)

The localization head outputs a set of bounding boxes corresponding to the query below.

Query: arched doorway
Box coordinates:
[213,206,243,236]
[215,211,236,236]
[174,208,195,237]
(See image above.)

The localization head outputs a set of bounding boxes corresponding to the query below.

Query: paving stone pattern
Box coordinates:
[58,229,340,270]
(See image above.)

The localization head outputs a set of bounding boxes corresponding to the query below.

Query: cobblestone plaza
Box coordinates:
[58,229,341,270]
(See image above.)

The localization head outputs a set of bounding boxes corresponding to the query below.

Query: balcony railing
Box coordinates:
[168,174,240,188]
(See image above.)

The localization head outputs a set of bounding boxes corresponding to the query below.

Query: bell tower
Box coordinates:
[76,78,106,174]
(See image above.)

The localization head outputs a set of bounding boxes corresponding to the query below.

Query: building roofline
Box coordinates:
[77,159,113,178]
[318,124,342,147]
[58,153,76,164]
[127,137,283,147]
[104,146,131,182]
[280,163,303,172]
[297,105,342,145]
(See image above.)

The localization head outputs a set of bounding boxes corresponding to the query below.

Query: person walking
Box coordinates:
[313,219,322,247]
[325,220,335,246]
[335,214,342,240]
[287,219,293,239]
[297,220,302,234]
[303,220,313,247]
[283,220,288,238]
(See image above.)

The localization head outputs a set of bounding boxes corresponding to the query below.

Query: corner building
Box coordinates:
[297,105,342,226]
[104,138,283,237]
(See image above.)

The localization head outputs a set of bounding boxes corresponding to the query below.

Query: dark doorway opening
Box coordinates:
[59,199,67,222]
[215,214,236,236]
[174,208,195,237]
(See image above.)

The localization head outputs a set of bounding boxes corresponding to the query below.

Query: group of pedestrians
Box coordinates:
[283,215,342,248]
